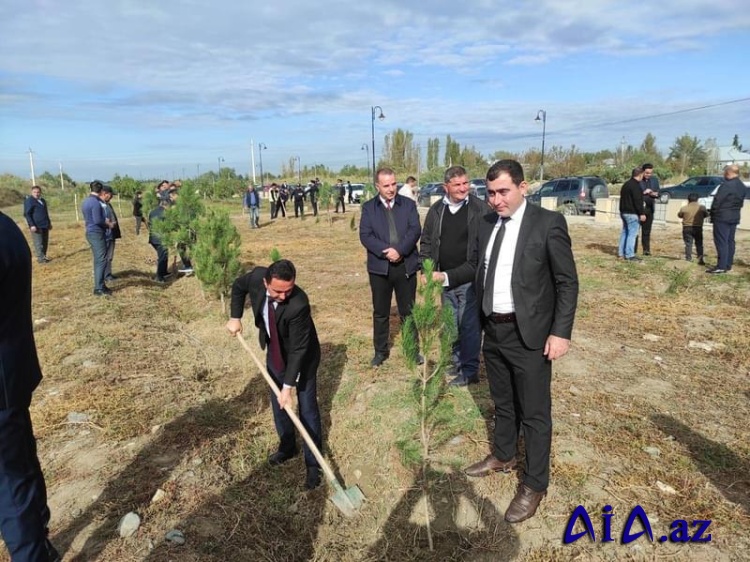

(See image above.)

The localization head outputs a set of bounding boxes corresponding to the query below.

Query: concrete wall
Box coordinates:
[597,196,750,230]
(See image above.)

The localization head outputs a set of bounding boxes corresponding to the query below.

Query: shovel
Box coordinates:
[235,333,365,517]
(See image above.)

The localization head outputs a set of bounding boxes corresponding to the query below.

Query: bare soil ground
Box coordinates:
[2,202,749,562]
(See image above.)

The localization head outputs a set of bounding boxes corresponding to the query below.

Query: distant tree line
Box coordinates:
[3,133,747,202]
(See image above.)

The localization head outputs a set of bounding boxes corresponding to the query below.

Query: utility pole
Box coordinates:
[620,136,626,166]
[416,144,421,188]
[28,148,36,185]
[59,162,65,190]
[250,139,257,185]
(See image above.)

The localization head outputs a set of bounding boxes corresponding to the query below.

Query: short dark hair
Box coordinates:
[642,163,654,171]
[90,180,104,193]
[376,167,396,183]
[405,176,417,183]
[266,259,296,282]
[157,180,170,189]
[135,190,142,195]
[631,166,644,178]
[486,159,525,186]
[444,166,467,183]
[687,192,699,202]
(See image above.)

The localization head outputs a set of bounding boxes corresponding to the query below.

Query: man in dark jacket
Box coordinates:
[636,163,659,255]
[226,259,323,490]
[359,167,421,366]
[82,181,112,296]
[148,198,170,282]
[132,191,145,235]
[243,185,260,228]
[420,166,485,386]
[23,186,52,264]
[708,164,746,274]
[100,185,121,282]
[618,167,646,261]
[0,211,61,562]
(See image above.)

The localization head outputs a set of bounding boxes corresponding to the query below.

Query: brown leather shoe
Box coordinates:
[504,484,546,523]
[464,454,517,477]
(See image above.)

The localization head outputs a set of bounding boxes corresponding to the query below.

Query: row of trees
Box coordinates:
[5,133,746,200]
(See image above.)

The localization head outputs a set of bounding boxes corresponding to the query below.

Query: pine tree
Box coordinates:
[399,259,456,551]
[191,209,242,309]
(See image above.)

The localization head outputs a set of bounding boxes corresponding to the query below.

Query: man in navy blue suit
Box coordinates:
[0,211,60,561]
[23,186,53,264]
[359,167,422,367]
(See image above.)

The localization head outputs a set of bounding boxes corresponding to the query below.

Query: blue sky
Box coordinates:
[1,0,749,182]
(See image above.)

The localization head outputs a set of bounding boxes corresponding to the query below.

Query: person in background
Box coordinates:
[81,181,112,296]
[335,180,346,213]
[269,183,280,219]
[100,185,121,282]
[677,193,708,264]
[132,190,145,235]
[244,185,260,229]
[292,184,306,218]
[708,163,746,274]
[0,210,61,562]
[398,176,418,201]
[308,179,320,217]
[618,167,646,261]
[636,163,659,256]
[23,185,53,264]
[148,198,170,283]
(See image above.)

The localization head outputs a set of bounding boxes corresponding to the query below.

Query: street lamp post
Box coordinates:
[295,156,301,184]
[217,156,224,178]
[361,143,369,175]
[258,143,267,187]
[535,109,546,182]
[371,105,385,187]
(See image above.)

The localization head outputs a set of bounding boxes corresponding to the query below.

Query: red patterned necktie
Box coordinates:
[267,299,285,373]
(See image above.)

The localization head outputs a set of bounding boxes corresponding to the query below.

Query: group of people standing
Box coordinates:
[619,163,745,272]
[81,181,121,296]
[227,160,579,524]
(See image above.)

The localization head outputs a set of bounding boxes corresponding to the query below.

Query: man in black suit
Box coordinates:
[359,167,422,367]
[0,211,61,561]
[464,160,578,523]
[226,259,323,489]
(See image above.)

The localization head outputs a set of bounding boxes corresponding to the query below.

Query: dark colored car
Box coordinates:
[469,178,487,201]
[526,176,608,215]
[658,176,723,203]
[417,182,445,206]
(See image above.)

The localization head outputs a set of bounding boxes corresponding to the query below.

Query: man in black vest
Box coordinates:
[420,166,485,386]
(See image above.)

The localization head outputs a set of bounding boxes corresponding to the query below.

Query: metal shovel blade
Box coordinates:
[329,479,366,518]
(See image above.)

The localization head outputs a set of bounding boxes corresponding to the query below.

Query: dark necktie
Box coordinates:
[267,299,285,373]
[481,217,510,317]
[385,200,399,245]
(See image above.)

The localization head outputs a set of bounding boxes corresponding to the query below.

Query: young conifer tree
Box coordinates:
[399,258,456,551]
[191,209,242,308]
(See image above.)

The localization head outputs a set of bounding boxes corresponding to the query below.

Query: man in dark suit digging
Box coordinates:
[226,259,323,490]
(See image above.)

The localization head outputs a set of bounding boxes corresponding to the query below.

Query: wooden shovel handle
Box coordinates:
[235,333,339,485]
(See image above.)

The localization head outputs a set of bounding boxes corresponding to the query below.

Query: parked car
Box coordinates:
[699,183,750,219]
[349,183,366,203]
[526,176,608,215]
[657,176,723,203]
[469,178,487,201]
[417,182,445,206]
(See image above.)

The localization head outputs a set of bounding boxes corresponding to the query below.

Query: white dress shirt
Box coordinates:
[484,200,527,313]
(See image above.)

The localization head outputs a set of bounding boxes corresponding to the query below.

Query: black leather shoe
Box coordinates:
[93,290,111,297]
[268,450,298,466]
[370,353,388,367]
[505,484,547,523]
[464,454,517,477]
[305,467,322,490]
[448,375,479,387]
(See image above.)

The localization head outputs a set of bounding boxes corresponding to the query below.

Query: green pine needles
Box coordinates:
[192,209,242,304]
[398,258,457,551]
